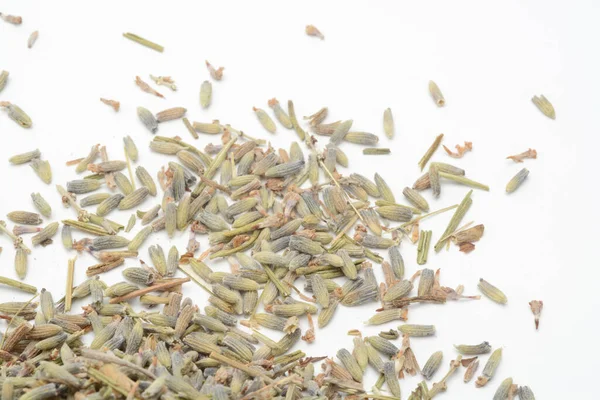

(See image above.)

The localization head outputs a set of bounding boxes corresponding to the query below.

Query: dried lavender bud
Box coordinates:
[478,278,508,304]
[137,106,158,133]
[30,192,51,217]
[422,351,443,380]
[506,168,529,193]
[9,149,40,165]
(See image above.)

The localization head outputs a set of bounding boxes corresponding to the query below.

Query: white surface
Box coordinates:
[0,0,597,397]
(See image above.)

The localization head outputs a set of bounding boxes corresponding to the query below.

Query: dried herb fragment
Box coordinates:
[531,94,555,119]
[529,300,543,330]
[429,80,445,107]
[123,32,164,52]
[0,13,22,25]
[206,60,224,81]
[0,101,32,128]
[506,168,529,193]
[305,24,324,39]
[363,148,390,155]
[478,279,507,304]
[507,148,537,163]
[100,98,120,111]
[443,141,472,158]
[418,134,444,171]
[150,74,177,90]
[27,31,39,48]
[135,76,164,98]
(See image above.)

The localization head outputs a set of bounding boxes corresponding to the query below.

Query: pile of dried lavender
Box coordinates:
[0,16,545,400]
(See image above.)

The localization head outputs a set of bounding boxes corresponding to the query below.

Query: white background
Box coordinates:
[1,1,598,398]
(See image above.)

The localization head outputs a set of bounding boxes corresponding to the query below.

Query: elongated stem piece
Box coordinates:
[124,148,136,191]
[417,230,432,265]
[260,263,291,297]
[65,258,75,312]
[398,204,458,229]
[359,395,399,400]
[62,220,110,236]
[210,230,260,258]
[418,134,444,171]
[199,175,232,195]
[209,351,274,383]
[0,275,37,294]
[123,32,164,52]
[192,137,237,196]
[177,264,214,296]
[182,117,199,139]
[439,172,489,191]
[0,221,32,253]
[428,355,462,397]
[434,190,472,252]
[109,277,190,303]
[363,148,390,155]
[391,295,447,308]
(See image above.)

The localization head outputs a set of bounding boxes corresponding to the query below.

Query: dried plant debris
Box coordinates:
[150,74,177,90]
[135,76,164,98]
[532,94,555,119]
[451,224,484,253]
[443,141,472,158]
[363,148,390,155]
[206,60,224,81]
[200,80,212,108]
[0,29,548,400]
[417,230,432,264]
[507,148,537,163]
[27,30,39,48]
[0,12,22,25]
[383,107,394,139]
[494,377,516,400]
[529,300,543,330]
[434,190,472,251]
[438,171,489,191]
[463,357,480,383]
[100,98,120,112]
[417,354,462,397]
[306,24,324,39]
[123,32,164,52]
